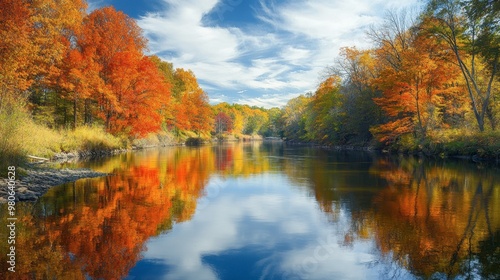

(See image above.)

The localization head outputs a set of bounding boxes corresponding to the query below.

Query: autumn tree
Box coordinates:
[241,106,269,135]
[212,102,236,133]
[0,0,33,110]
[78,6,172,137]
[305,76,343,143]
[281,95,311,140]
[171,69,213,136]
[369,10,462,144]
[30,0,88,84]
[424,0,499,131]
[214,111,233,135]
[79,7,146,131]
[187,89,213,136]
[230,107,245,134]
[212,102,275,137]
[260,107,284,137]
[56,43,102,128]
[1,0,86,111]
[27,0,88,127]
[106,53,171,137]
[150,55,176,127]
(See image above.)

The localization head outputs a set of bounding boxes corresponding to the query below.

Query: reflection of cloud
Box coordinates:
[278,238,379,280]
[134,174,387,279]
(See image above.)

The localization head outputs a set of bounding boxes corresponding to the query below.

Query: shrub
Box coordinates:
[429,129,500,159]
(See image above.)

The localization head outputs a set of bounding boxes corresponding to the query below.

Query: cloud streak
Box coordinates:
[135,0,419,108]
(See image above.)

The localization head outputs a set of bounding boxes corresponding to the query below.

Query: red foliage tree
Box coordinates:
[215,111,233,134]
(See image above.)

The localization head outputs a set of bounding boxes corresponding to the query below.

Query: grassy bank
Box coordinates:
[0,104,217,177]
[388,130,500,160]
[0,104,123,177]
[215,132,264,142]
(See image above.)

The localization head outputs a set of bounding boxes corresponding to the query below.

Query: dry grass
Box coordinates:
[61,126,123,153]
[22,120,63,158]
[0,103,31,170]
[132,131,176,148]
[0,102,63,177]
[0,103,124,177]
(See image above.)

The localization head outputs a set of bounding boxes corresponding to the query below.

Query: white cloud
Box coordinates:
[139,1,239,63]
[279,46,312,66]
[136,0,419,108]
[235,92,305,108]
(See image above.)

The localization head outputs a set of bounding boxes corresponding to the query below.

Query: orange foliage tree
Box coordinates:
[2,2,215,139]
[0,0,87,109]
[0,0,33,108]
[56,45,103,128]
[170,69,213,136]
[80,7,145,131]
[77,7,170,137]
[107,53,170,137]
[370,20,462,144]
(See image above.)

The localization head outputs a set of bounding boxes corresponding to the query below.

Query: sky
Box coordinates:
[87,0,420,108]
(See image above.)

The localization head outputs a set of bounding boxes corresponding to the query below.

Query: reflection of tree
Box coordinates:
[0,203,85,280]
[476,230,500,279]
[0,147,211,279]
[369,158,500,279]
[281,150,500,279]
[211,142,272,177]
[0,142,277,279]
[3,145,498,279]
[282,148,380,221]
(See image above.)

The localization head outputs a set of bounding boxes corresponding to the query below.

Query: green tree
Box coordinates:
[333,47,382,144]
[281,95,311,141]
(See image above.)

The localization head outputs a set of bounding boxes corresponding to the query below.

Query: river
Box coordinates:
[1,142,499,279]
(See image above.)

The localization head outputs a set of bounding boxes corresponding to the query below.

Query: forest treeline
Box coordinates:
[279,0,499,157]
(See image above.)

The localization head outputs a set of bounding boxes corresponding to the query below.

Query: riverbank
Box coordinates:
[383,130,500,161]
[0,167,108,203]
[0,132,268,203]
[284,130,500,162]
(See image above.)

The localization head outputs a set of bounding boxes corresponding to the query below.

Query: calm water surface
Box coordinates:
[1,142,499,279]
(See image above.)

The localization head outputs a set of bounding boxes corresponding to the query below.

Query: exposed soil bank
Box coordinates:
[0,167,108,203]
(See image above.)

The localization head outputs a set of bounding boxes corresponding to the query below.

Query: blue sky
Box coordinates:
[88,0,419,108]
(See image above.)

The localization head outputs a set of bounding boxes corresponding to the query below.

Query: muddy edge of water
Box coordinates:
[0,167,108,203]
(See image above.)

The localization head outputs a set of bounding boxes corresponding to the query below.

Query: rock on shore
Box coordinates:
[0,168,108,203]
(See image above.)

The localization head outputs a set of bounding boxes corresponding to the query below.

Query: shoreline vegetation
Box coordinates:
[0,124,268,203]
[2,131,497,203]
[284,132,500,162]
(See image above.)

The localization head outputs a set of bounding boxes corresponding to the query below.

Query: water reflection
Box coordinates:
[0,143,499,279]
[368,157,500,279]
